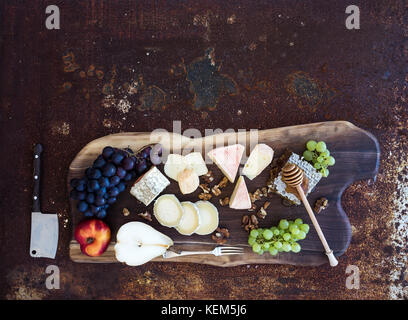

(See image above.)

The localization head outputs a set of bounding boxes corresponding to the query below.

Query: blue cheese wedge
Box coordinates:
[273,153,322,205]
[130,166,170,206]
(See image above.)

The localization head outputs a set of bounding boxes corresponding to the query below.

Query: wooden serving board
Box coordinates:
[68,121,379,266]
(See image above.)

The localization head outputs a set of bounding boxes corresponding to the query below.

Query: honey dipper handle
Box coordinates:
[296,185,338,267]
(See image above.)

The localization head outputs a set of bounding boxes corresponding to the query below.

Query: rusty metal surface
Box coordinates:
[0,0,407,299]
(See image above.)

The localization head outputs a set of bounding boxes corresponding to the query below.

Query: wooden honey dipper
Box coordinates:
[282,163,338,267]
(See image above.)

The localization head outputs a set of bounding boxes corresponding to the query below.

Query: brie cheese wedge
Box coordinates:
[207,144,245,183]
[229,176,252,210]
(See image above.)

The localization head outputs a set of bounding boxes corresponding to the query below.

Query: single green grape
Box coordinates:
[303,150,314,161]
[269,247,278,256]
[248,237,256,246]
[250,229,259,238]
[321,168,329,177]
[257,228,264,235]
[294,218,303,225]
[279,219,289,229]
[291,234,300,241]
[320,150,330,158]
[316,141,327,153]
[300,224,310,233]
[272,228,280,236]
[291,243,301,253]
[279,229,285,236]
[289,224,299,234]
[262,243,270,250]
[252,243,261,253]
[317,156,324,163]
[314,162,321,170]
[306,140,317,151]
[263,229,273,240]
[327,156,335,166]
[282,242,291,252]
[274,241,283,249]
[283,233,291,241]
[291,229,300,236]
[297,231,306,240]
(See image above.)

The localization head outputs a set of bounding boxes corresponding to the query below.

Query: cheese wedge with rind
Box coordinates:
[130,166,170,206]
[184,152,208,176]
[164,154,187,181]
[242,144,274,180]
[176,202,201,235]
[194,201,219,235]
[207,144,245,183]
[229,176,252,210]
[177,168,200,194]
[153,194,184,227]
[164,153,208,181]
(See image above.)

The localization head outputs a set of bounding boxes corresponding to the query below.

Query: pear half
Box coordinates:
[114,222,173,266]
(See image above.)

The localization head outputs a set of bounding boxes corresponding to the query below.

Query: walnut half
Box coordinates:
[314,197,329,214]
[211,227,230,244]
[256,207,267,219]
[219,197,230,206]
[198,192,213,200]
[138,211,152,222]
[201,171,215,184]
[241,214,259,232]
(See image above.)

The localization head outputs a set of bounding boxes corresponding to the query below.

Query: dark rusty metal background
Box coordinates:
[1,0,407,299]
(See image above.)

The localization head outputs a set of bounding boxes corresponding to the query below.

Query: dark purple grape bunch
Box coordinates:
[69,144,162,218]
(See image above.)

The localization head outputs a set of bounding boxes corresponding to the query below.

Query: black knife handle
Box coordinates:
[33,144,43,212]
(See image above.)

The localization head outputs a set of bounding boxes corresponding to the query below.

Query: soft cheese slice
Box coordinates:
[229,176,252,210]
[153,194,184,227]
[242,144,274,180]
[194,201,219,235]
[164,154,187,181]
[177,168,200,194]
[207,144,245,183]
[184,152,208,176]
[176,202,201,235]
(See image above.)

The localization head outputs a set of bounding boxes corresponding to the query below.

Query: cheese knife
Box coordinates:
[29,144,59,259]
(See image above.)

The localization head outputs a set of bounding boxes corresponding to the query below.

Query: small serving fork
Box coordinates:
[162,246,244,259]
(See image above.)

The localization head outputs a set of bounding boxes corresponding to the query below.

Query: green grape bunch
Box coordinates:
[248,219,310,255]
[302,140,335,177]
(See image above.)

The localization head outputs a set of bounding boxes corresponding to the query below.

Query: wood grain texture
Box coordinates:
[68,121,379,266]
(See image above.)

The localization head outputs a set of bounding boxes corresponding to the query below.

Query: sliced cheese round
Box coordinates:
[176,202,201,235]
[194,201,219,235]
[164,154,186,181]
[153,194,184,227]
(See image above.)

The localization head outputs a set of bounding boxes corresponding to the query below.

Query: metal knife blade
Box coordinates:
[29,144,59,259]
[30,212,59,258]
